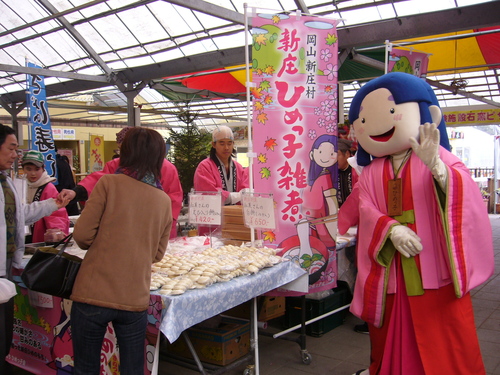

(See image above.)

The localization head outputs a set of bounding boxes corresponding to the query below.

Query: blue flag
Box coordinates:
[26,62,58,182]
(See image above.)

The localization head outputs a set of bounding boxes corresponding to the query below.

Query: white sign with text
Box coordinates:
[241,193,276,230]
[188,193,222,226]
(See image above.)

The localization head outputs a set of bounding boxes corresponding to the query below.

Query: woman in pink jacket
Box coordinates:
[57,127,183,239]
[22,150,69,243]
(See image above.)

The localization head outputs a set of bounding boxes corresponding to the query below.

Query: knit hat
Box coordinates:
[116,127,133,144]
[212,126,234,142]
[22,150,44,168]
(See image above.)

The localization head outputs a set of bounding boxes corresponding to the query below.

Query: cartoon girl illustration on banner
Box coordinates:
[48,299,74,374]
[279,134,338,286]
[303,134,338,248]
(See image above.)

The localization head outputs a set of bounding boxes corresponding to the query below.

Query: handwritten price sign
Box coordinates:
[188,193,222,225]
[242,194,276,230]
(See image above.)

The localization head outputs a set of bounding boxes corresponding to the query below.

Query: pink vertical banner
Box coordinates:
[388,47,429,77]
[251,12,339,295]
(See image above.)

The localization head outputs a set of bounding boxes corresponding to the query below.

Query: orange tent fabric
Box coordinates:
[165,64,247,97]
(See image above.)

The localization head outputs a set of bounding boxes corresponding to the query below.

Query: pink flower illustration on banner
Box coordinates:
[328,91,338,106]
[326,123,337,134]
[320,268,335,283]
[322,99,333,112]
[320,48,333,62]
[325,108,336,122]
[308,129,317,139]
[324,63,338,81]
[317,118,326,128]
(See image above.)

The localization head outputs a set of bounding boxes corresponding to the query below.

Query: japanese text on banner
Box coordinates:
[89,135,104,172]
[26,62,58,181]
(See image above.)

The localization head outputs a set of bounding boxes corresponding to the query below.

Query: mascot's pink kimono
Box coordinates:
[349,72,494,375]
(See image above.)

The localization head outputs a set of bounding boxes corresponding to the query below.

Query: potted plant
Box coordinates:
[166,109,212,204]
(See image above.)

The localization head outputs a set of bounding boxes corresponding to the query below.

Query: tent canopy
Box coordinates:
[0,1,499,129]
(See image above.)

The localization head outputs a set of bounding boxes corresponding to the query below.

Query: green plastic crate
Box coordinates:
[283,280,352,337]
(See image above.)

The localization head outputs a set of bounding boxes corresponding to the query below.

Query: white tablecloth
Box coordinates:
[154,260,306,343]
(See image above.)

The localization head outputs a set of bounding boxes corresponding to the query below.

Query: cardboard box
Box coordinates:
[225,296,286,322]
[222,206,246,225]
[221,206,255,241]
[283,280,352,337]
[166,316,250,366]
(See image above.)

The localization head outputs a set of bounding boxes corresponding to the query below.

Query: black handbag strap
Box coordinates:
[52,233,72,248]
[55,233,74,256]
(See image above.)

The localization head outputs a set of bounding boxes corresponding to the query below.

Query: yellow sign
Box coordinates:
[444,109,500,126]
[89,134,104,172]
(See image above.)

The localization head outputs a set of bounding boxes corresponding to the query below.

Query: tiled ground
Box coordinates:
[13,216,500,375]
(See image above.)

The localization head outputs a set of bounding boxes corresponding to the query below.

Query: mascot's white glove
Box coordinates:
[409,122,447,189]
[229,192,241,205]
[389,225,423,258]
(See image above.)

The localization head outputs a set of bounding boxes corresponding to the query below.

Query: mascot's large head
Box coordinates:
[348,72,450,166]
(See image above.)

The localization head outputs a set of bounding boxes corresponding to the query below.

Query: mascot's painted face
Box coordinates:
[353,88,421,157]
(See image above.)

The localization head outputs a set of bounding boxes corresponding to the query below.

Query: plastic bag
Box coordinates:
[0,278,17,303]
[44,228,66,245]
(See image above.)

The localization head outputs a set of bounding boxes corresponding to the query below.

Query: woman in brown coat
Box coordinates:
[70,127,172,375]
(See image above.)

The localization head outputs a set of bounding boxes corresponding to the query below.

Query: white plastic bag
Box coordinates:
[0,278,17,303]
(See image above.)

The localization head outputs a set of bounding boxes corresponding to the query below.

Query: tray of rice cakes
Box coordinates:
[150,240,283,296]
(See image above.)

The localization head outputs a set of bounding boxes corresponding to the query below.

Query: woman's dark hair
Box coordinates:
[119,127,166,180]
[0,123,16,147]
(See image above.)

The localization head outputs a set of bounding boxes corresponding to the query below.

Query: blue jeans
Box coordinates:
[71,302,147,375]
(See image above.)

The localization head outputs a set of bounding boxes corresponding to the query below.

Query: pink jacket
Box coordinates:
[338,182,360,235]
[193,157,249,203]
[337,167,360,235]
[78,158,183,239]
[31,183,69,243]
[352,148,494,327]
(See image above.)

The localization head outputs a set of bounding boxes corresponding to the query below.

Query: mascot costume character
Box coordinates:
[347,72,494,375]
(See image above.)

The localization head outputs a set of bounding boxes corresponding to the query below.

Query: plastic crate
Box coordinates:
[283,280,352,337]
